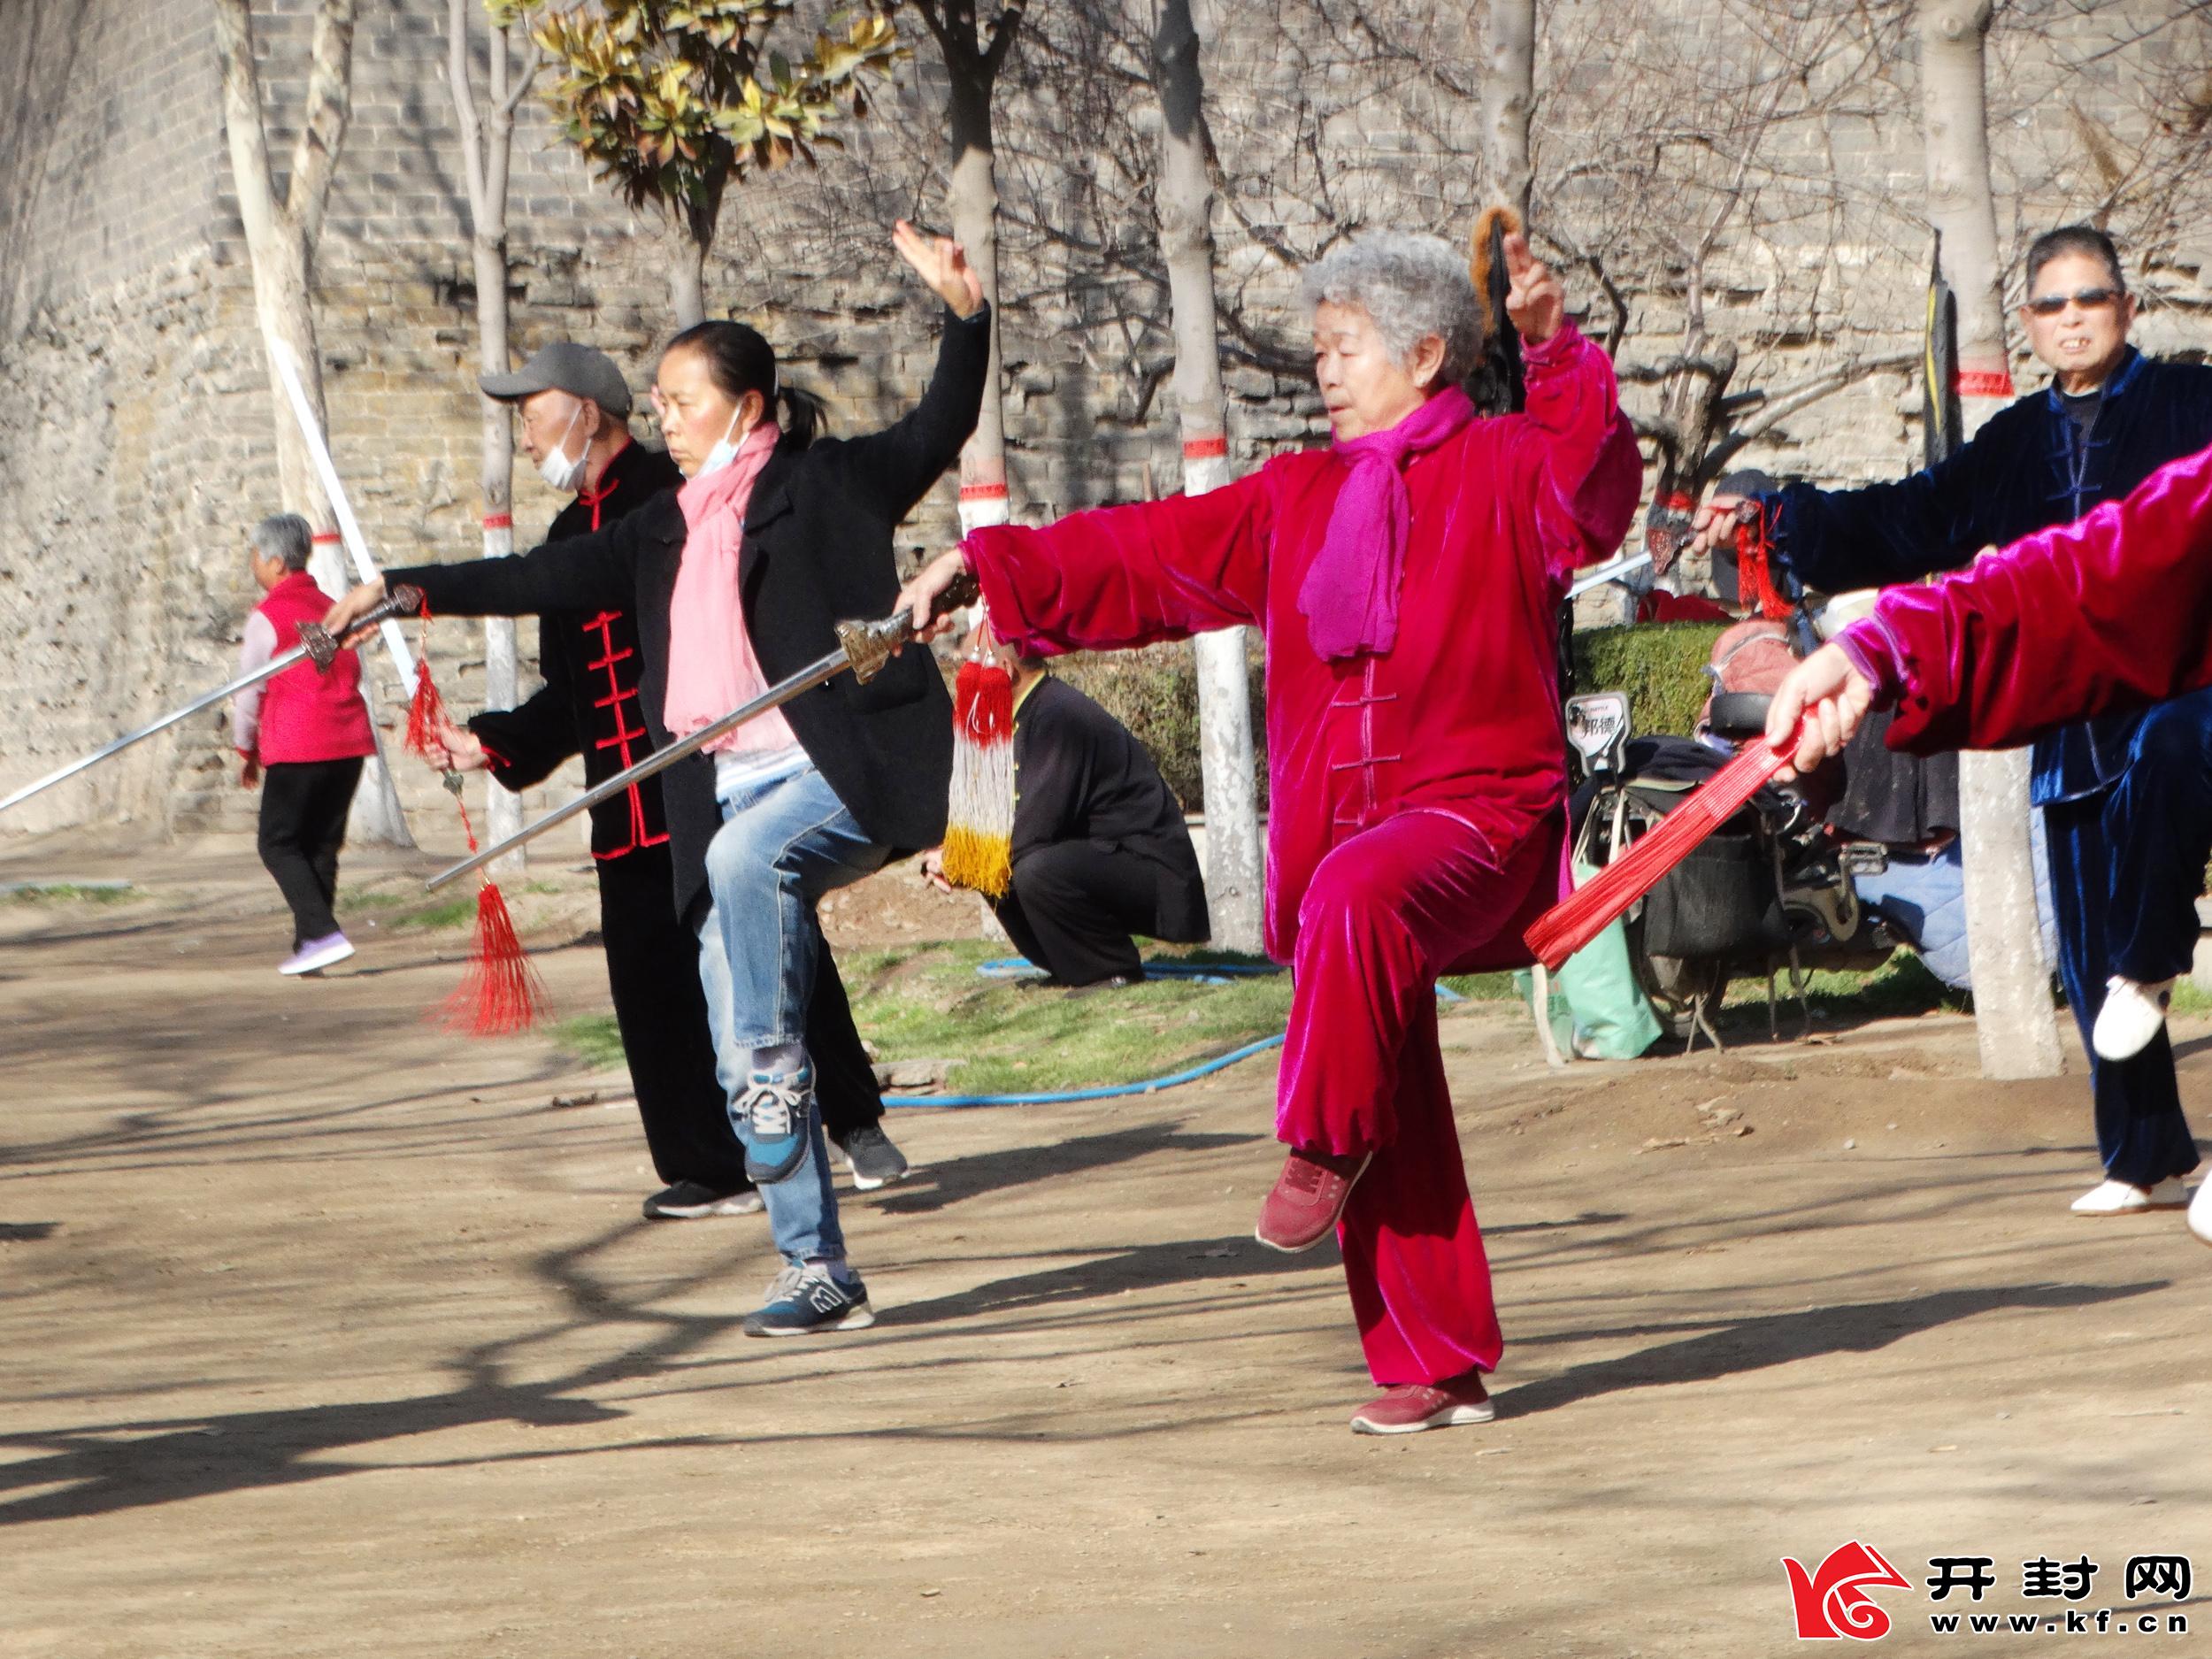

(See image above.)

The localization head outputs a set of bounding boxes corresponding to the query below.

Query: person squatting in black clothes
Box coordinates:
[423,342,910,1217]
[926,657,1210,988]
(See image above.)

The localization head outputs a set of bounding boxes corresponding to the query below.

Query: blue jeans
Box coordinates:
[694,759,888,1266]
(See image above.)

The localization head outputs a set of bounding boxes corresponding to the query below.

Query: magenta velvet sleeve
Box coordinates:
[1515,321,1643,577]
[1878,437,2212,755]
[963,467,1275,656]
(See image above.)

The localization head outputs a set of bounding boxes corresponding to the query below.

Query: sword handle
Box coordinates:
[835,569,980,685]
[296,584,426,672]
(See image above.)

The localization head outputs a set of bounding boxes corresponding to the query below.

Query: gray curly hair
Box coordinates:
[1301,231,1483,385]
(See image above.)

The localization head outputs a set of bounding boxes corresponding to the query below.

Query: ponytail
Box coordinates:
[774,386,828,452]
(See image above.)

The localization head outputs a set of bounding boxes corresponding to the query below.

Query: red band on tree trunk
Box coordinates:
[959,482,1010,501]
[1955,369,2015,398]
[1181,435,1229,459]
[481,513,513,530]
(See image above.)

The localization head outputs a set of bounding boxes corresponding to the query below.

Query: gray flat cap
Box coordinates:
[481,342,634,418]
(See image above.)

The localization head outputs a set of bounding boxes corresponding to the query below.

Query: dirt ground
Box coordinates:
[4,830,2210,1658]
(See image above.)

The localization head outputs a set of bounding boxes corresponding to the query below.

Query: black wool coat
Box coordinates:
[390,305,988,926]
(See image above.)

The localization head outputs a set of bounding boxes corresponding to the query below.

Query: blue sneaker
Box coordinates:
[742,1262,874,1337]
[736,1065,815,1185]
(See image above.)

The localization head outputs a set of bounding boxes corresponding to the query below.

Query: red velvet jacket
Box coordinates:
[966,323,1641,962]
[1851,437,2212,756]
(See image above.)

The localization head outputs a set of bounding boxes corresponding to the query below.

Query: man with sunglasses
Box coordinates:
[1689,225,2212,1219]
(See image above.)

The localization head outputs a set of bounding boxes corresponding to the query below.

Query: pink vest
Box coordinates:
[255,572,377,764]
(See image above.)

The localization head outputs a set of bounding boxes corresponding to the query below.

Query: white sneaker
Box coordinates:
[2188,1180,2212,1248]
[2070,1176,2190,1216]
[2093,976,2176,1062]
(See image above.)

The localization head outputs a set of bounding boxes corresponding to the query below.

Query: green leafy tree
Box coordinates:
[502,0,903,323]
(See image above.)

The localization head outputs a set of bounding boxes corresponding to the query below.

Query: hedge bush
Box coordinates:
[1570,622,1727,737]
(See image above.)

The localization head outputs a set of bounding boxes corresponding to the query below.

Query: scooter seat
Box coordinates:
[1706,690,1773,741]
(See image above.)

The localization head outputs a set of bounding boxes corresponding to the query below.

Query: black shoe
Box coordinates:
[837,1122,911,1191]
[643,1180,764,1220]
[1064,972,1144,999]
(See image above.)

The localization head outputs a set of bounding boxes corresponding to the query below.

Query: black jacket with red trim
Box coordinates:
[465,438,685,861]
[391,304,984,926]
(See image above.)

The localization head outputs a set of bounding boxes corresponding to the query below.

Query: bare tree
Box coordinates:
[1482,0,1535,219]
[1917,0,2062,1080]
[448,0,543,868]
[909,0,1028,531]
[1151,0,1261,950]
[212,0,411,848]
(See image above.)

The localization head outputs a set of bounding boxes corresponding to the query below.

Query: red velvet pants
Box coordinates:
[1276,809,1545,1387]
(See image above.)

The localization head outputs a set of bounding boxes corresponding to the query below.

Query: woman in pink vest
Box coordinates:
[232,513,376,975]
[898,229,1642,1433]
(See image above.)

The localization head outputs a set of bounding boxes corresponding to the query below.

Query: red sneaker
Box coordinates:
[1348,1372,1495,1435]
[1253,1146,1372,1253]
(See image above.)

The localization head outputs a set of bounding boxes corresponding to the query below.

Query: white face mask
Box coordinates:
[694,403,753,480]
[537,403,588,493]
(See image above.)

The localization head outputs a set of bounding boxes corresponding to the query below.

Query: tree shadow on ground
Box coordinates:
[867,1122,1257,1215]
[1499,1279,2167,1419]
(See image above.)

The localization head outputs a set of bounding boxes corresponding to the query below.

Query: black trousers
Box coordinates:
[257,756,362,947]
[2045,789,2200,1189]
[2105,688,2212,987]
[993,841,1204,987]
[599,841,885,1192]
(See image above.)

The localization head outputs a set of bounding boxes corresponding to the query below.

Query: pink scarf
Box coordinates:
[1296,386,1477,659]
[662,421,799,757]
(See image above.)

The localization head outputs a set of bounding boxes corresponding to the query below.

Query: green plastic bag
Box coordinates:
[1515,858,1663,1061]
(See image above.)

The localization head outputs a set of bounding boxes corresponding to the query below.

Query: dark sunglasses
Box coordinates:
[2026,286,2124,316]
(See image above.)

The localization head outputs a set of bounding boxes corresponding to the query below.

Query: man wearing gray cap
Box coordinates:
[424,342,912,1215]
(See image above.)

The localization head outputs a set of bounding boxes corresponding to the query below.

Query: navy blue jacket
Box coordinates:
[1765,347,2212,802]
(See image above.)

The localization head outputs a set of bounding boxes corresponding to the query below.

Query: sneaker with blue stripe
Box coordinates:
[737,1064,814,1185]
[742,1262,874,1337]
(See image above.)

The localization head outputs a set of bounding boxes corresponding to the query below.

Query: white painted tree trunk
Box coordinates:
[1153,0,1262,952]
[1917,0,2062,1080]
[213,0,411,849]
[449,0,534,872]
[949,68,1010,535]
[1482,0,1536,219]
[669,227,710,330]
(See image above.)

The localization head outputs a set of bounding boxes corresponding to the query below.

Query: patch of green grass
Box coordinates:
[388,898,478,932]
[1439,971,1521,1002]
[847,940,1295,1094]
[1719,951,1968,1023]
[4,881,136,904]
[555,1014,628,1071]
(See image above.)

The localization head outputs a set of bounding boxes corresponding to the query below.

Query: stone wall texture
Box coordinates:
[3,0,2208,846]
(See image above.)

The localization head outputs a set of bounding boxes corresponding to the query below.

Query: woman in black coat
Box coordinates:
[326,225,987,1335]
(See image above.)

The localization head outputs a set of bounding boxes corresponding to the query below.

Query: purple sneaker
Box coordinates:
[280,932,356,976]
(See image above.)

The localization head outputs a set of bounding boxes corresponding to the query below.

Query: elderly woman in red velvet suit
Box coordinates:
[1768,435,2212,1252]
[899,231,1641,1433]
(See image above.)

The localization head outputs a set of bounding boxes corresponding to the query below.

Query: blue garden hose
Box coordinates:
[879,956,1463,1110]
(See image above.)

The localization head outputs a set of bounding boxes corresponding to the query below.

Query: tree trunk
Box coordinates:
[669,223,709,328]
[1482,0,1536,219]
[213,0,411,848]
[450,0,527,868]
[1153,0,1262,952]
[948,67,1010,534]
[1917,0,2061,1079]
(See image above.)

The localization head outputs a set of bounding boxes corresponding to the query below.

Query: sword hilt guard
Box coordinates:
[296,584,426,672]
[835,568,981,685]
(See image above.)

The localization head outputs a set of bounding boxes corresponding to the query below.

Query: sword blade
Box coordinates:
[0,643,313,817]
[271,342,419,689]
[422,645,853,892]
[1566,549,1655,601]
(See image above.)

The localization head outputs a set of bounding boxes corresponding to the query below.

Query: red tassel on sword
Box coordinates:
[940,631,1016,898]
[404,607,545,1034]
[1524,727,1799,972]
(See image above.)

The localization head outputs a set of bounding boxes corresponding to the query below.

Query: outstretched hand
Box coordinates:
[893,220,984,319]
[1502,232,1565,344]
[1765,641,1875,780]
[1688,492,1755,559]
[427,715,488,775]
[893,548,976,648]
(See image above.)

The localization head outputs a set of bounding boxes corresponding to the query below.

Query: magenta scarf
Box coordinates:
[1297,386,1477,659]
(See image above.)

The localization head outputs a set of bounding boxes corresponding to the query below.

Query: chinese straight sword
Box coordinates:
[0,587,426,818]
[423,572,981,892]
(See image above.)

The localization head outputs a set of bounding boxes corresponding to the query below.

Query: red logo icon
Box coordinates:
[1783,1541,1913,1640]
